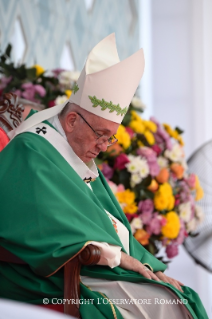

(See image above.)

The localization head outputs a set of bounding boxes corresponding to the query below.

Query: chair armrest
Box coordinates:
[64,245,101,318]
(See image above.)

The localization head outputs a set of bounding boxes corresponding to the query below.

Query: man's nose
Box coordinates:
[97,141,108,152]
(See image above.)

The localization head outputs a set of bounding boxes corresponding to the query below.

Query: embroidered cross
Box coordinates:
[36,126,47,135]
[83,177,96,183]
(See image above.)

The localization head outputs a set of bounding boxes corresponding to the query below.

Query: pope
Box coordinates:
[0,33,208,319]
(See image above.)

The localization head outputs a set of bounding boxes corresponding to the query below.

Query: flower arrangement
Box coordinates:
[97,105,204,261]
[0,44,204,261]
[0,44,79,106]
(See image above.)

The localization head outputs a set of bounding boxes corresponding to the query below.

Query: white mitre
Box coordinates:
[8,33,144,139]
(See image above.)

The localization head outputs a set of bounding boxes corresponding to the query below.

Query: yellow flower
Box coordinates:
[144,120,157,133]
[160,183,173,197]
[65,90,72,98]
[154,193,168,211]
[131,110,142,121]
[123,203,138,214]
[195,187,204,201]
[129,120,145,134]
[33,64,45,77]
[161,211,180,239]
[167,195,175,211]
[144,130,155,145]
[163,124,172,135]
[116,189,135,205]
[195,176,204,201]
[116,125,131,149]
[154,183,174,211]
[177,135,184,146]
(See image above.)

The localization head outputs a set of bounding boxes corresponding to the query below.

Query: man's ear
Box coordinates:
[64,112,77,133]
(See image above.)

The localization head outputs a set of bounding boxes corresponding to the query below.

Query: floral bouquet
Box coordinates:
[0,44,79,107]
[96,104,204,261]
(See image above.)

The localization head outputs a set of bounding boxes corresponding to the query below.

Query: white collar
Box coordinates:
[46,115,99,182]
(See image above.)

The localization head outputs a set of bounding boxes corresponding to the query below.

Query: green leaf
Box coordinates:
[175,126,184,135]
[26,67,37,79]
[5,43,12,58]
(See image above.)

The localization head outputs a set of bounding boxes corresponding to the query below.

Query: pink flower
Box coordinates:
[13,89,22,97]
[51,68,65,77]
[21,82,46,101]
[101,163,114,180]
[0,76,12,89]
[125,127,134,138]
[138,199,154,215]
[34,84,46,97]
[137,147,156,162]
[146,214,162,235]
[166,244,179,258]
[148,161,160,176]
[186,174,196,189]
[114,153,130,170]
[140,210,152,224]
[117,184,125,192]
[173,219,185,245]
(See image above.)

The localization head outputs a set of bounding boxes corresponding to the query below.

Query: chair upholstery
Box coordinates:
[0,92,101,318]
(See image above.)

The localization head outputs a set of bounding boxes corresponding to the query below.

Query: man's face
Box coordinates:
[63,111,119,163]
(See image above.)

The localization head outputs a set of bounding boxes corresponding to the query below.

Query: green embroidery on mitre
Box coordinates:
[88,95,128,116]
[73,83,79,94]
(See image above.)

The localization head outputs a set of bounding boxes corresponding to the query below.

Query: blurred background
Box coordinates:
[0,0,212,317]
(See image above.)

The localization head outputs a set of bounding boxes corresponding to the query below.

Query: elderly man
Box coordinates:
[0,34,208,319]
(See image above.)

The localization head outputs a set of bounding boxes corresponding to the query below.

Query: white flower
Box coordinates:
[130,173,142,187]
[138,161,149,178]
[130,217,143,235]
[157,156,168,168]
[59,71,80,87]
[131,96,146,110]
[178,202,192,222]
[55,95,68,105]
[186,218,197,233]
[165,144,184,162]
[195,205,204,223]
[126,155,149,179]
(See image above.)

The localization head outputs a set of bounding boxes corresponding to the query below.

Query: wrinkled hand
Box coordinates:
[119,252,161,282]
[155,271,184,292]
[137,265,162,282]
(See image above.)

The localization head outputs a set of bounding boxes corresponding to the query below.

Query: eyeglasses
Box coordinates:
[76,112,118,147]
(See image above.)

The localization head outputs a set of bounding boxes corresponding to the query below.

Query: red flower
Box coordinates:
[125,126,134,138]
[114,153,130,170]
[151,144,162,156]
[48,100,56,108]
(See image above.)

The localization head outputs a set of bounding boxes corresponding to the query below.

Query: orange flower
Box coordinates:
[134,229,150,245]
[156,168,169,184]
[170,163,184,179]
[147,179,159,192]
[97,164,103,170]
[106,143,123,156]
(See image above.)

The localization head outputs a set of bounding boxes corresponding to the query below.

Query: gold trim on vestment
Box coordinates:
[99,292,118,319]
[46,241,92,277]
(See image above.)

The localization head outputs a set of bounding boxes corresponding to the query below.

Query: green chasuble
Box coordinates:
[0,120,208,319]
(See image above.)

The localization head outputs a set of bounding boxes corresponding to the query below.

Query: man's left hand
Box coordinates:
[154,271,184,293]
